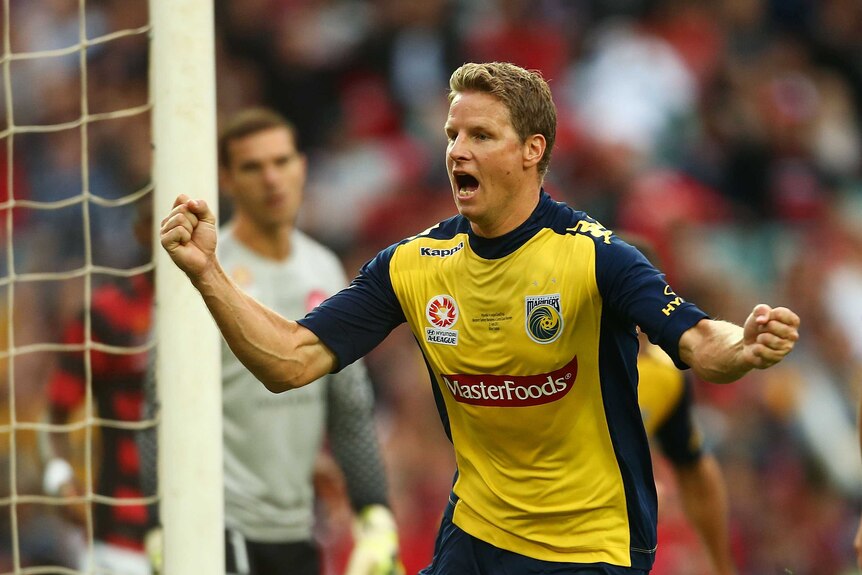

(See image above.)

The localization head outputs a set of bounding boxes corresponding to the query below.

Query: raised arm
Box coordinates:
[160,195,335,391]
[678,304,800,384]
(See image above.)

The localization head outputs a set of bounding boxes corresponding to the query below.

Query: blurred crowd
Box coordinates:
[1,0,861,573]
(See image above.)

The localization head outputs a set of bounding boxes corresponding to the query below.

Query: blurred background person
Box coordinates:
[141,108,403,575]
[40,198,155,575]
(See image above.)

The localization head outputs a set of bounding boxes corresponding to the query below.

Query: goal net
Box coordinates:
[0,0,221,573]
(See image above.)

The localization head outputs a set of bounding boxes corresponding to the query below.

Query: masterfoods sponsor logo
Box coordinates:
[440,356,578,407]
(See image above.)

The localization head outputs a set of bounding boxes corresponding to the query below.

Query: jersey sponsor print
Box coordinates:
[441,355,578,407]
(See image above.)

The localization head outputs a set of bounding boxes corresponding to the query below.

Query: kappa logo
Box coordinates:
[425,295,459,346]
[567,219,613,244]
[420,242,464,258]
[525,294,564,344]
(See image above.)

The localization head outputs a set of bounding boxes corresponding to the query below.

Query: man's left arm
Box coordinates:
[679,304,800,384]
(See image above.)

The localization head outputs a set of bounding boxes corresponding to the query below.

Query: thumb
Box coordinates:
[186,198,216,227]
[752,303,772,325]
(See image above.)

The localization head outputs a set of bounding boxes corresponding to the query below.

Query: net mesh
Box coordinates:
[0,1,157,572]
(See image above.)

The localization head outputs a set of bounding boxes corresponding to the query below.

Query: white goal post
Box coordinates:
[149,0,223,573]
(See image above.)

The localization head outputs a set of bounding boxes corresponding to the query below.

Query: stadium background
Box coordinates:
[3,0,862,573]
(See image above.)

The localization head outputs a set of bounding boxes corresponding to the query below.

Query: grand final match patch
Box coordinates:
[425,295,459,346]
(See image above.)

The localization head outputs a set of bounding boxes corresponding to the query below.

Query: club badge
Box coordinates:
[525,294,563,344]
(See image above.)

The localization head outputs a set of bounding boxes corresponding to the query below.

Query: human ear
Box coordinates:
[523,134,546,169]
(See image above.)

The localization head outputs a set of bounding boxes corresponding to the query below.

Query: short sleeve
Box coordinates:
[298,244,406,370]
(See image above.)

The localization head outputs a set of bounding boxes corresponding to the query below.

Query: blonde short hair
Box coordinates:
[449,62,556,178]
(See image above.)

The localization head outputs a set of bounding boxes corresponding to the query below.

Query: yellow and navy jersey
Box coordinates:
[299,191,708,569]
[638,344,703,465]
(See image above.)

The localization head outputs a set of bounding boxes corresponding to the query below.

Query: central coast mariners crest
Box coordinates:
[425,295,459,346]
[525,294,563,344]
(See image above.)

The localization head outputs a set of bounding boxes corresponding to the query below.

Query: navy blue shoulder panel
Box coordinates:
[586,229,709,368]
[298,241,406,371]
[297,214,471,371]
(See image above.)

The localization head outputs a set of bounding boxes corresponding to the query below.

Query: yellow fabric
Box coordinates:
[637,345,686,437]
[389,228,632,565]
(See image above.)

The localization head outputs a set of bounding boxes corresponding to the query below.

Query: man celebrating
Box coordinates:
[160,63,799,574]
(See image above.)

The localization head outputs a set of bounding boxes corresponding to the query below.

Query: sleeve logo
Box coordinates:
[661,285,685,316]
[525,294,564,344]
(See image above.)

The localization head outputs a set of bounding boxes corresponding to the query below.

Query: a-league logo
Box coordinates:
[425,295,459,346]
[426,295,458,329]
[525,294,563,344]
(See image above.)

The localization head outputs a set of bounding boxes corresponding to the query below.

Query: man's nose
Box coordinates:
[262,164,281,184]
[448,135,469,161]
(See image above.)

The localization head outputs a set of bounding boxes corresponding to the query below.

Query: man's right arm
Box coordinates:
[160,194,335,392]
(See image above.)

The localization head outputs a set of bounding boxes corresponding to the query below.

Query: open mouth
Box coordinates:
[455,173,479,197]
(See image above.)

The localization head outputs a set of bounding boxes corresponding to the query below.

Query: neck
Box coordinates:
[232,216,293,261]
[471,188,542,239]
